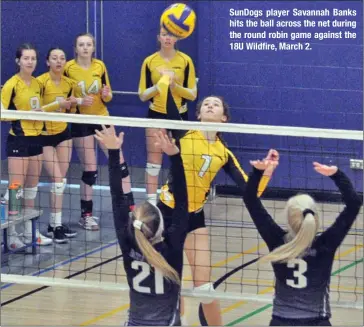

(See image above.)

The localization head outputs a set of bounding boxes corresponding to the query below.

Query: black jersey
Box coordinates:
[108,149,188,326]
[243,168,362,319]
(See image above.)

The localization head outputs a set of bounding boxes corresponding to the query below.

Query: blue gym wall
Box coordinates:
[1,1,363,192]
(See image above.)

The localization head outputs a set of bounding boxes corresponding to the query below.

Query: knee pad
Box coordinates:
[82,171,98,186]
[120,162,130,179]
[194,282,215,304]
[50,181,66,195]
[146,163,161,177]
[23,186,38,200]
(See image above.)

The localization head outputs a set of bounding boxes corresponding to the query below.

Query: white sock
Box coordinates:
[24,220,32,236]
[50,212,62,228]
[7,224,16,236]
[147,194,157,206]
[181,314,188,326]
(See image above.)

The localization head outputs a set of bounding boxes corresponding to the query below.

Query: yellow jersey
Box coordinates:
[1,74,44,136]
[37,72,74,135]
[138,51,197,114]
[63,58,112,116]
[160,130,270,213]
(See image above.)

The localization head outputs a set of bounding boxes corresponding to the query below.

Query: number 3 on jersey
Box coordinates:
[78,80,99,96]
[286,258,307,289]
[132,261,164,294]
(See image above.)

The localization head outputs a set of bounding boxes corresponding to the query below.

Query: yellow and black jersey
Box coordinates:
[63,58,112,116]
[37,72,74,135]
[138,51,197,114]
[1,74,43,136]
[160,130,271,213]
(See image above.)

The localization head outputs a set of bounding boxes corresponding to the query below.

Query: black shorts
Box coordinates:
[71,123,111,138]
[6,134,43,158]
[270,315,331,326]
[148,109,188,121]
[157,201,205,233]
[42,128,72,148]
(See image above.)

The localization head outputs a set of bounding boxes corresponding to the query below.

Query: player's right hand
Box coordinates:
[94,125,124,150]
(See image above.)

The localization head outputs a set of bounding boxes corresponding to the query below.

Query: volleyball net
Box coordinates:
[0,110,363,309]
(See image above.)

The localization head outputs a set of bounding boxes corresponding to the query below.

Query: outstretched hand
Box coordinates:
[153,131,179,156]
[250,159,279,171]
[250,149,280,171]
[313,162,338,176]
[94,125,124,150]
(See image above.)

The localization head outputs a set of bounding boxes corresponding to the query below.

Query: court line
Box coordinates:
[77,243,265,326]
[1,254,122,306]
[1,240,118,290]
[226,254,364,325]
[79,304,130,326]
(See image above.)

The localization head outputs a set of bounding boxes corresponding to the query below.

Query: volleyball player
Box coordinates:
[63,33,134,230]
[159,85,276,325]
[37,47,79,243]
[242,156,362,326]
[1,43,52,248]
[94,126,188,326]
[138,26,197,206]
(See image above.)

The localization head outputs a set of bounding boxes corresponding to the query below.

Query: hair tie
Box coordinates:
[303,209,315,218]
[133,220,143,230]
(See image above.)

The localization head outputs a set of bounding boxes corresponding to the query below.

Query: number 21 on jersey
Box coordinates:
[286,258,307,289]
[132,261,165,294]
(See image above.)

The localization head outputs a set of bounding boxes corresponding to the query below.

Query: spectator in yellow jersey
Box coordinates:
[37,47,81,243]
[138,27,197,206]
[1,43,52,248]
[64,33,134,231]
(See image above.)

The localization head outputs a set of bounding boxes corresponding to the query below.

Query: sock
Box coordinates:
[81,200,93,217]
[125,192,135,211]
[147,194,157,206]
[24,220,32,236]
[181,314,188,326]
[50,212,62,228]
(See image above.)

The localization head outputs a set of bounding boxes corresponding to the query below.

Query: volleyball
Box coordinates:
[160,3,196,39]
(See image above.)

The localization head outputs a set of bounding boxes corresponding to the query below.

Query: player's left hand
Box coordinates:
[250,159,278,171]
[313,162,338,176]
[94,125,124,150]
[101,84,111,99]
[154,131,179,156]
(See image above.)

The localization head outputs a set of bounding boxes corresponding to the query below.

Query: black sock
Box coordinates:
[81,200,93,217]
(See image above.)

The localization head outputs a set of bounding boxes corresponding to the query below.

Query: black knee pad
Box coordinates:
[82,170,98,186]
[120,162,130,179]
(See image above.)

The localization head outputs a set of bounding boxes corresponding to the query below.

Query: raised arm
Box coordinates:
[222,148,272,197]
[94,126,130,249]
[171,57,197,101]
[315,163,363,251]
[165,86,188,141]
[154,132,189,250]
[242,160,286,251]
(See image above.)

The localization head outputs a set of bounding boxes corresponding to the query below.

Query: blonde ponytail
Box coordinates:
[134,229,180,285]
[260,194,319,264]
